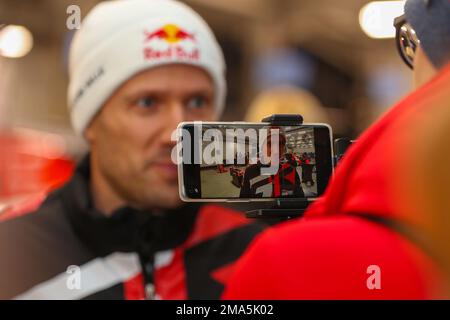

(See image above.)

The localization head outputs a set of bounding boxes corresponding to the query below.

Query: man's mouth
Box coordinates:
[153,162,178,179]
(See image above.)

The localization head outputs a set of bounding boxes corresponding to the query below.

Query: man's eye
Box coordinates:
[136,97,157,108]
[186,96,207,109]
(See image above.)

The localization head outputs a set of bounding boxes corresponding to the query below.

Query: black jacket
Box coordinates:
[0,157,264,299]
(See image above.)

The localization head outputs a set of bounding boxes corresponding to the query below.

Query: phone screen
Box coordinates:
[178,122,333,201]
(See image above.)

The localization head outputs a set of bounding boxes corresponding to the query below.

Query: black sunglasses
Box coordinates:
[394,14,420,69]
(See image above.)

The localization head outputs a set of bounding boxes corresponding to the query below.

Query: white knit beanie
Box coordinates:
[68,0,226,135]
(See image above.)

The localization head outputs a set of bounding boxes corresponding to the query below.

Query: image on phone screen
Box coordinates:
[178,123,333,201]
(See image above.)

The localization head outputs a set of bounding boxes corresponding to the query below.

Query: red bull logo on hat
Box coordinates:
[143,24,199,61]
[144,24,196,44]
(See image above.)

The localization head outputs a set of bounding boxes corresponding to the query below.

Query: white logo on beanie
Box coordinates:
[73,67,104,106]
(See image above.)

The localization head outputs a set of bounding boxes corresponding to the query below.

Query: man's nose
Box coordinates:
[160,103,186,145]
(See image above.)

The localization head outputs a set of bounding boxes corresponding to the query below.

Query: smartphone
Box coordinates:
[176,122,334,202]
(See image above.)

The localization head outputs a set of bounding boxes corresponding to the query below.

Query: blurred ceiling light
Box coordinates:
[0,25,33,58]
[359,1,406,39]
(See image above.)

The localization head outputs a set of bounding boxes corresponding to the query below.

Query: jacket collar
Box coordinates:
[59,155,199,257]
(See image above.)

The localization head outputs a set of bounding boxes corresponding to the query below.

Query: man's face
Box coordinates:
[263,132,286,163]
[86,64,215,210]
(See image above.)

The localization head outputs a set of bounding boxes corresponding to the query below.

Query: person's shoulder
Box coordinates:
[0,187,88,299]
[224,215,437,299]
[263,213,436,268]
[243,163,261,174]
[0,185,77,263]
[255,214,409,250]
[238,213,437,280]
[0,187,67,232]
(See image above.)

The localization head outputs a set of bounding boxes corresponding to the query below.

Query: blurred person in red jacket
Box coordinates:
[0,0,264,300]
[0,130,75,221]
[223,0,450,299]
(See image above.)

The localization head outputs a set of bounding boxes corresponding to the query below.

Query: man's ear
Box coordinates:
[84,121,96,144]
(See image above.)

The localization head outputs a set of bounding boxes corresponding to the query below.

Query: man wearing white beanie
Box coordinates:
[0,0,263,300]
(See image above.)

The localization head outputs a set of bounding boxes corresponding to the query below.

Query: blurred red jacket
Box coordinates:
[223,64,450,300]
[0,130,75,221]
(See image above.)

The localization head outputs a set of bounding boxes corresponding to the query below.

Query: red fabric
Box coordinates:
[217,165,229,173]
[182,205,250,248]
[155,206,251,299]
[0,130,75,221]
[283,163,296,185]
[154,249,187,299]
[223,64,450,300]
[211,262,237,285]
[0,131,74,198]
[266,163,298,197]
[124,273,146,300]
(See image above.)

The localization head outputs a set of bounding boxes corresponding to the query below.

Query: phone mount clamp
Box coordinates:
[334,137,354,165]
[245,114,309,221]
